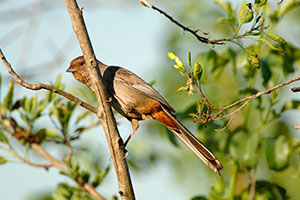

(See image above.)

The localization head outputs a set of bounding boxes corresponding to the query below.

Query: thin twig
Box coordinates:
[248,169,257,200]
[0,48,98,114]
[31,143,67,170]
[291,87,300,93]
[65,143,73,161]
[31,143,105,200]
[138,0,263,45]
[193,76,300,128]
[293,125,300,129]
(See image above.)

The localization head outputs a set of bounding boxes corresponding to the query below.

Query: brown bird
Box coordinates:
[67,56,223,175]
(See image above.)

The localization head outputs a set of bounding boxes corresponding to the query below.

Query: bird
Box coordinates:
[66,56,223,175]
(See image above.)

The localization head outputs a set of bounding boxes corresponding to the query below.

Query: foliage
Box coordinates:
[161,0,300,199]
[0,75,109,199]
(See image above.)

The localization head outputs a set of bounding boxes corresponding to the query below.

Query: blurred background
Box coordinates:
[1,0,300,199]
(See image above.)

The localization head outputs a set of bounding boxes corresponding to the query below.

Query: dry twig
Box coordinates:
[192,76,300,129]
[0,48,97,114]
[138,0,264,45]
[31,143,105,200]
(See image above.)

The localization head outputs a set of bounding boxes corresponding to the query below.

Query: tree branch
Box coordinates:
[138,0,265,45]
[291,86,300,93]
[192,76,300,129]
[31,144,105,200]
[64,0,135,199]
[0,48,97,114]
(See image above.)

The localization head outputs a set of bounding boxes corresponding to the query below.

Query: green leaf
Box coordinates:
[92,166,110,187]
[274,135,290,170]
[241,181,287,200]
[266,33,287,45]
[176,86,188,92]
[263,136,291,171]
[215,0,233,17]
[229,131,247,163]
[75,111,90,124]
[166,127,179,147]
[263,137,276,169]
[279,0,300,17]
[191,196,207,200]
[80,171,90,185]
[261,60,272,86]
[0,156,7,165]
[255,0,267,7]
[229,131,259,168]
[0,131,9,144]
[53,73,65,90]
[193,62,203,81]
[3,81,14,111]
[258,38,281,51]
[243,133,259,168]
[246,51,260,68]
[187,52,192,67]
[45,129,57,138]
[238,3,254,26]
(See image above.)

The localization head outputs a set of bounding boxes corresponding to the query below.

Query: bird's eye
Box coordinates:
[79,62,84,66]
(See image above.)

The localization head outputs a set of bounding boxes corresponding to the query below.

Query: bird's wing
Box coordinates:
[112,66,176,113]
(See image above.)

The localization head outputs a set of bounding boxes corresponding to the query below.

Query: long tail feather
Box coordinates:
[161,107,223,175]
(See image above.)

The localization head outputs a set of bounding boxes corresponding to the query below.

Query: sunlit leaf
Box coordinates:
[3,81,14,111]
[243,133,259,168]
[258,38,281,51]
[263,135,291,171]
[279,0,300,17]
[193,62,203,81]
[215,0,233,18]
[0,156,7,165]
[266,33,287,45]
[246,51,260,68]
[238,3,254,26]
[187,52,192,67]
[0,131,8,144]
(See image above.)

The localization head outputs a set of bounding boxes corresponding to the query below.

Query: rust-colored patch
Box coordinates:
[151,109,178,129]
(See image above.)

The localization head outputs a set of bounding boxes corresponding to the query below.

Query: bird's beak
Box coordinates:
[66,66,74,73]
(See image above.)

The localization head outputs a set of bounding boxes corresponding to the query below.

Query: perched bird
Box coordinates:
[67,56,223,175]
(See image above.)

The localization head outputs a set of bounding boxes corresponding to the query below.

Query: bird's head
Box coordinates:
[66,56,90,86]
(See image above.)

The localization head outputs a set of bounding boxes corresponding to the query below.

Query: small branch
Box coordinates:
[138,0,264,45]
[291,87,300,93]
[223,76,300,111]
[14,151,53,170]
[248,170,257,200]
[0,48,97,114]
[293,125,300,129]
[193,76,300,127]
[139,0,215,44]
[31,143,105,200]
[31,143,66,171]
[65,143,74,161]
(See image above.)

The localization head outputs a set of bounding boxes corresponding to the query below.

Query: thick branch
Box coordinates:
[64,0,135,199]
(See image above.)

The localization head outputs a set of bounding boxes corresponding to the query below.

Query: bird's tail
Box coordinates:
[160,106,223,175]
